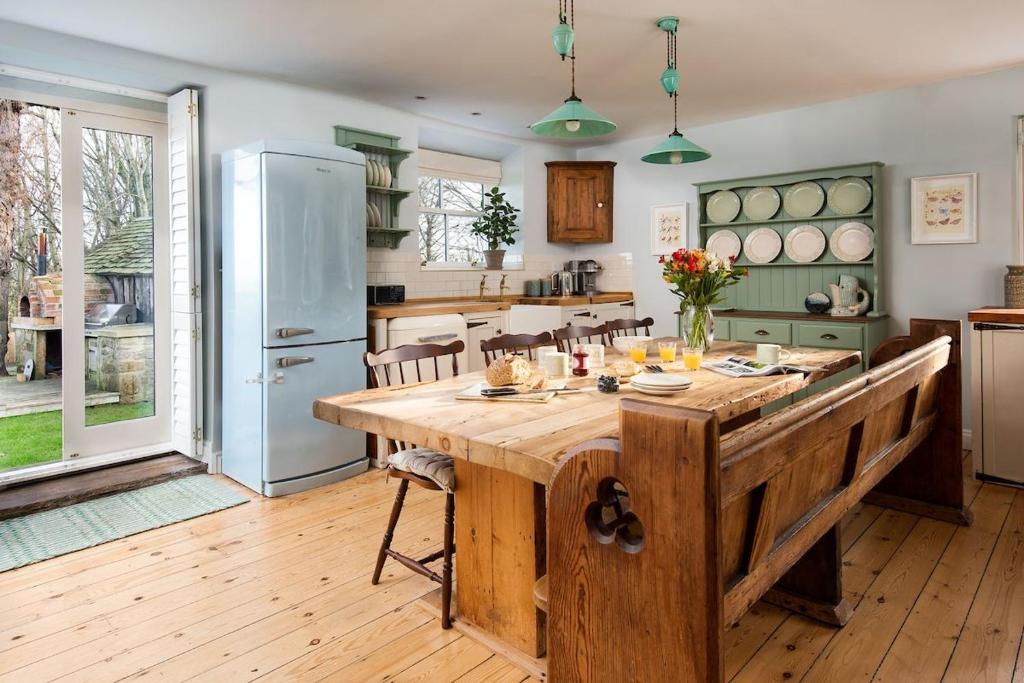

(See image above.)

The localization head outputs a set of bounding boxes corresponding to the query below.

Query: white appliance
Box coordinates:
[222,140,368,496]
[386,314,468,378]
[972,319,1024,485]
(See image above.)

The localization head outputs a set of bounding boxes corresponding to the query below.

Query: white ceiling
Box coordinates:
[2,0,1024,142]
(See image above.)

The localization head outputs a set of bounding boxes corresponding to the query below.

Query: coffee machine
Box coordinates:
[566,259,602,295]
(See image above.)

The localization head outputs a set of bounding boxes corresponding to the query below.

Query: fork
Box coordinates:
[644,365,664,373]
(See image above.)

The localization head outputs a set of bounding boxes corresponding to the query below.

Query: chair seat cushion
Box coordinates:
[390,447,455,491]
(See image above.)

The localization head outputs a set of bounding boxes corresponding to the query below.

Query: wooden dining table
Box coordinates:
[313,341,862,668]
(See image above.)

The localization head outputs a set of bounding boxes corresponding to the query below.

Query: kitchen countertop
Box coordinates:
[968,307,1024,325]
[368,292,634,319]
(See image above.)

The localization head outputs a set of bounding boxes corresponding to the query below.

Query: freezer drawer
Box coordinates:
[263,341,367,486]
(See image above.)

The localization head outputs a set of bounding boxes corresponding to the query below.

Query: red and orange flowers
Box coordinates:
[660,247,747,307]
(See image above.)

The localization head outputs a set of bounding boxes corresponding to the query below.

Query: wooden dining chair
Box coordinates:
[479,331,554,367]
[605,316,654,339]
[553,323,609,353]
[363,340,464,629]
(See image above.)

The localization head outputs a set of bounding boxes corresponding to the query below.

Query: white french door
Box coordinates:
[60,109,172,460]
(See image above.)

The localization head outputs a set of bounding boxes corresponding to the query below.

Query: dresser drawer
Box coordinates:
[797,323,862,350]
[734,320,792,345]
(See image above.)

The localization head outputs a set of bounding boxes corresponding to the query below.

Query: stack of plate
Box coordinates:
[630,372,693,396]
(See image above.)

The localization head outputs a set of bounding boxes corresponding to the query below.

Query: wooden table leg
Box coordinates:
[763,524,853,626]
[454,458,547,658]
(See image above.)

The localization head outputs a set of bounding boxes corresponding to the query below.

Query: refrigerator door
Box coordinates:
[262,152,366,347]
[263,340,367,486]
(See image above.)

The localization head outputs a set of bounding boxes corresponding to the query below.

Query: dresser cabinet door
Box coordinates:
[547,162,615,243]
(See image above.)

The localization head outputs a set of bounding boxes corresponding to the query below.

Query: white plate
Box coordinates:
[705,230,742,261]
[631,372,692,389]
[829,222,874,262]
[372,160,384,187]
[742,186,781,221]
[743,228,783,264]
[783,225,826,263]
[706,190,741,224]
[379,163,392,188]
[827,176,872,215]
[783,181,825,218]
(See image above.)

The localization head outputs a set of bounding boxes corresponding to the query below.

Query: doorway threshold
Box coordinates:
[0,454,206,521]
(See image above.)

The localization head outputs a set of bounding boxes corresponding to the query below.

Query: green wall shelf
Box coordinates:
[334,125,413,250]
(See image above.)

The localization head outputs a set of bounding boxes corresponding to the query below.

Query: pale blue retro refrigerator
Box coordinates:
[222,140,368,496]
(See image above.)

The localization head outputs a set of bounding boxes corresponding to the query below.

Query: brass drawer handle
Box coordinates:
[755,329,770,336]
[820,333,839,340]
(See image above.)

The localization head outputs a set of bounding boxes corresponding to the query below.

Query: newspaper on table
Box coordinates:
[701,355,816,378]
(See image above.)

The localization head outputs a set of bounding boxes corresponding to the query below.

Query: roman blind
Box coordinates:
[418,149,501,186]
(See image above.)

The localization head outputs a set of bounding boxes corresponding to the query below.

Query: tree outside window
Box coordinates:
[417,175,486,267]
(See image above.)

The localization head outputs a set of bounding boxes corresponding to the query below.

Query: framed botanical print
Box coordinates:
[651,203,687,255]
[910,173,978,244]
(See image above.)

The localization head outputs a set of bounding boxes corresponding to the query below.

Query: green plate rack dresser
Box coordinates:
[334,125,413,249]
[685,162,890,403]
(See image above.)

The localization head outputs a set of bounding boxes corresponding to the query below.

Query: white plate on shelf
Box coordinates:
[784,225,826,263]
[379,163,392,188]
[706,190,742,224]
[783,181,825,218]
[705,230,742,262]
[829,222,874,262]
[743,228,783,264]
[742,186,781,221]
[827,176,872,215]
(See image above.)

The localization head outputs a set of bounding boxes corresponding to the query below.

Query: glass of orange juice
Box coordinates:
[658,341,677,363]
[628,342,648,363]
[682,346,703,371]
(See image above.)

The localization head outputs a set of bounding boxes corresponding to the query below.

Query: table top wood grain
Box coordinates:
[314,341,861,485]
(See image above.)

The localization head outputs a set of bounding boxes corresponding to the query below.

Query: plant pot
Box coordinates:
[483,249,506,270]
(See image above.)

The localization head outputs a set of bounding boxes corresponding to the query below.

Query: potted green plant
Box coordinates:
[471,186,520,270]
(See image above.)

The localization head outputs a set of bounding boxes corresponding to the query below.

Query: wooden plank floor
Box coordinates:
[0,453,1020,681]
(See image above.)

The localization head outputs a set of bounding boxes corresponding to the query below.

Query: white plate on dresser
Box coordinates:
[743,228,783,264]
[784,225,826,263]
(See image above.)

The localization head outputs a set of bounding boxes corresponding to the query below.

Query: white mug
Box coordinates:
[756,343,791,365]
[543,352,571,378]
[536,345,558,365]
[583,343,605,368]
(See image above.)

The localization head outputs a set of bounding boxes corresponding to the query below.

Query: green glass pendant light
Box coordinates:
[531,0,616,138]
[642,16,710,164]
[551,0,574,60]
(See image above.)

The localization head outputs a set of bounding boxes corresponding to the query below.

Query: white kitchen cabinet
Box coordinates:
[971,315,1024,484]
[592,300,635,325]
[561,306,596,326]
[509,305,562,336]
[465,311,504,372]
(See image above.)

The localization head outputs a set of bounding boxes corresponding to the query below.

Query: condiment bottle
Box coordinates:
[572,344,589,377]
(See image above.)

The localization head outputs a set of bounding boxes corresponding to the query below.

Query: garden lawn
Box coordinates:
[0,402,155,471]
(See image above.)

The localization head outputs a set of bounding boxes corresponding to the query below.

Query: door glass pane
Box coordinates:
[81,128,155,427]
[0,99,63,473]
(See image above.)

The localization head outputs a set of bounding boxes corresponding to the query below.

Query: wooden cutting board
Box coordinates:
[455,382,560,403]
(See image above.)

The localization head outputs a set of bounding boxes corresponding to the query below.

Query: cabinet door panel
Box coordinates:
[547,162,614,243]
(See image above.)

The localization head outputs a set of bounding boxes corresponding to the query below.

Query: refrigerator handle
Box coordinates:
[276,327,315,339]
[277,356,315,368]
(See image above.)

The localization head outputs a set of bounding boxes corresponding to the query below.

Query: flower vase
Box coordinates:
[682,304,715,351]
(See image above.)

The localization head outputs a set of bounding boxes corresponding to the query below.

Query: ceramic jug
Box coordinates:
[829,278,870,316]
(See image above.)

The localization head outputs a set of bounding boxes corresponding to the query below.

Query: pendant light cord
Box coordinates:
[669,23,679,132]
[569,0,576,99]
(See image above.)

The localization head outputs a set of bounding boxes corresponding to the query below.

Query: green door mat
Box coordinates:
[0,475,249,572]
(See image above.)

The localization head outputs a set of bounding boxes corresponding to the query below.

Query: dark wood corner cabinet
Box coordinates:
[546,161,615,243]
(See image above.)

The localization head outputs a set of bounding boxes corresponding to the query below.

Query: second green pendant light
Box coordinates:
[642,16,710,164]
[530,0,616,139]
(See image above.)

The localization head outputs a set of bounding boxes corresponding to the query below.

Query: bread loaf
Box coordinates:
[485,353,533,387]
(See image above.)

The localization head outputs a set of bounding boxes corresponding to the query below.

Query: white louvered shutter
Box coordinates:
[168,89,203,459]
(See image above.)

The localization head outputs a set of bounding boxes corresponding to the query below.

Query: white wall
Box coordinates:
[0,20,591,457]
[578,65,1024,421]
